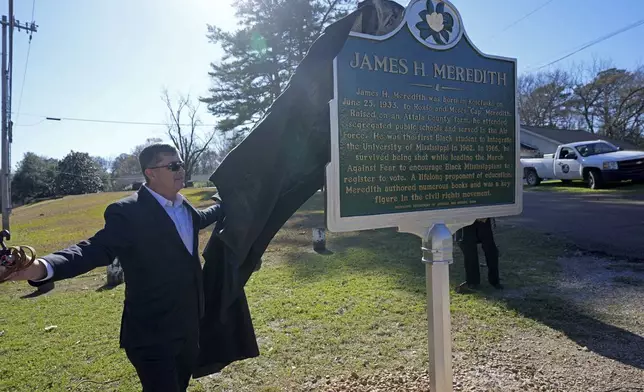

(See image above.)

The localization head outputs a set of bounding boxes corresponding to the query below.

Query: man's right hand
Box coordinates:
[1,258,47,282]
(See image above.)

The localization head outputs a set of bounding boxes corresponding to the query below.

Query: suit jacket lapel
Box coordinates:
[138,187,187,251]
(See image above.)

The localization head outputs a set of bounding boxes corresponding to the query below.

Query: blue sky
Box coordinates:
[4,0,643,169]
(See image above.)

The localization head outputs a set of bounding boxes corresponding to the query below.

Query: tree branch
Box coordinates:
[162,89,217,179]
[315,0,342,37]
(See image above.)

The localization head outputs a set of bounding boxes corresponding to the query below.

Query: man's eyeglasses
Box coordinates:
[147,161,185,172]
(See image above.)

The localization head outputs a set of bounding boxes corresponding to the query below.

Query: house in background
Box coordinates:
[519,125,642,157]
[112,173,213,190]
[520,140,540,158]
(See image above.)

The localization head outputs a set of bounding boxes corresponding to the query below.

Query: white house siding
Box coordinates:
[112,174,213,189]
[520,131,559,155]
[520,147,538,158]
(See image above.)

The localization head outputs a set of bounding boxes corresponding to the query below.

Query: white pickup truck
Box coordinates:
[521,140,644,189]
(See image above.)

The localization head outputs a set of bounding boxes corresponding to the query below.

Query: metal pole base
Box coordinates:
[422,222,453,392]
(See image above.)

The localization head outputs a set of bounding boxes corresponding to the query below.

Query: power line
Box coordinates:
[489,0,555,39]
[12,113,219,127]
[12,118,43,126]
[14,0,36,124]
[526,17,644,72]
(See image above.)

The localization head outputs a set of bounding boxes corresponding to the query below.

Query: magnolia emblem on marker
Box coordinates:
[407,0,464,50]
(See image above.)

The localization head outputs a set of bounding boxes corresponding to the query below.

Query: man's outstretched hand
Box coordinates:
[0,258,47,282]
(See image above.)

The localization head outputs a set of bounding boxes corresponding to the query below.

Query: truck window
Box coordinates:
[559,148,574,159]
[575,142,618,157]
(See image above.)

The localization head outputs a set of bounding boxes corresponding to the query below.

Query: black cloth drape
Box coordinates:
[193,2,389,377]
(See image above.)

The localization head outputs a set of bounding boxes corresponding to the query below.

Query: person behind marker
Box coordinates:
[454,218,503,292]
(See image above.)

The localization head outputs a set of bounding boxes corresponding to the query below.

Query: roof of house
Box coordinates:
[520,142,538,150]
[521,125,642,151]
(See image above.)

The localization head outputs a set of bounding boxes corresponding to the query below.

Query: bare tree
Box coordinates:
[571,59,644,143]
[517,57,644,145]
[162,89,216,181]
[111,138,163,182]
[569,58,615,135]
[518,69,576,129]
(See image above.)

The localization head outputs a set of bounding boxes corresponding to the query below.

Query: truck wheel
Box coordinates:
[588,170,604,189]
[525,169,541,186]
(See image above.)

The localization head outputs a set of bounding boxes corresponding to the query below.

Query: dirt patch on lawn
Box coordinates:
[319,336,644,391]
[321,251,644,392]
[556,253,644,326]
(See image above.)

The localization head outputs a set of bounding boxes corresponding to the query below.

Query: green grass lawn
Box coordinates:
[0,188,602,391]
[524,179,644,194]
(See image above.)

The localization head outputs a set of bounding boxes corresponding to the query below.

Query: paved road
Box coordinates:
[502,190,644,259]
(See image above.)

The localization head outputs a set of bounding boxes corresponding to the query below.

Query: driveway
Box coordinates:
[502,190,644,259]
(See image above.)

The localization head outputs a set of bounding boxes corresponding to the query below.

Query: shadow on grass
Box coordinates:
[96,283,120,292]
[295,190,325,214]
[276,192,644,370]
[282,210,324,230]
[19,281,55,299]
[503,295,644,370]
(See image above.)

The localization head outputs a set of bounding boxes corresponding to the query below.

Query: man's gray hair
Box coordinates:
[138,143,178,180]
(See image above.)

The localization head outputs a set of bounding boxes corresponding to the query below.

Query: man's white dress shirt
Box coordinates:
[35,185,194,282]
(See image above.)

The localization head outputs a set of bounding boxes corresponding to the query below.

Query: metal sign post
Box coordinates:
[423,223,454,392]
[399,220,462,392]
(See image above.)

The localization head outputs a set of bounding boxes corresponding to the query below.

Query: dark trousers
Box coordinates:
[125,337,199,392]
[457,220,500,285]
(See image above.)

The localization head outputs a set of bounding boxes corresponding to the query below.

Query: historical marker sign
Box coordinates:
[326,0,521,232]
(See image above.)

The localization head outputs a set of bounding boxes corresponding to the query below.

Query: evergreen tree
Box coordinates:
[93,156,114,192]
[201,0,354,141]
[55,151,105,195]
[11,152,58,202]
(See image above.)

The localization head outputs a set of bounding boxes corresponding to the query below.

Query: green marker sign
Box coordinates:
[326,0,521,231]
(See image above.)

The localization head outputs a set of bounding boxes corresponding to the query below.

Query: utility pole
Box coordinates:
[1,0,37,230]
[1,16,6,231]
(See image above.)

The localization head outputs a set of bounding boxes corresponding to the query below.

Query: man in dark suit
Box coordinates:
[5,143,224,391]
[454,218,503,293]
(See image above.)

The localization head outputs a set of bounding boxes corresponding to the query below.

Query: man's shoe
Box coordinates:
[491,283,504,290]
[456,282,480,293]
